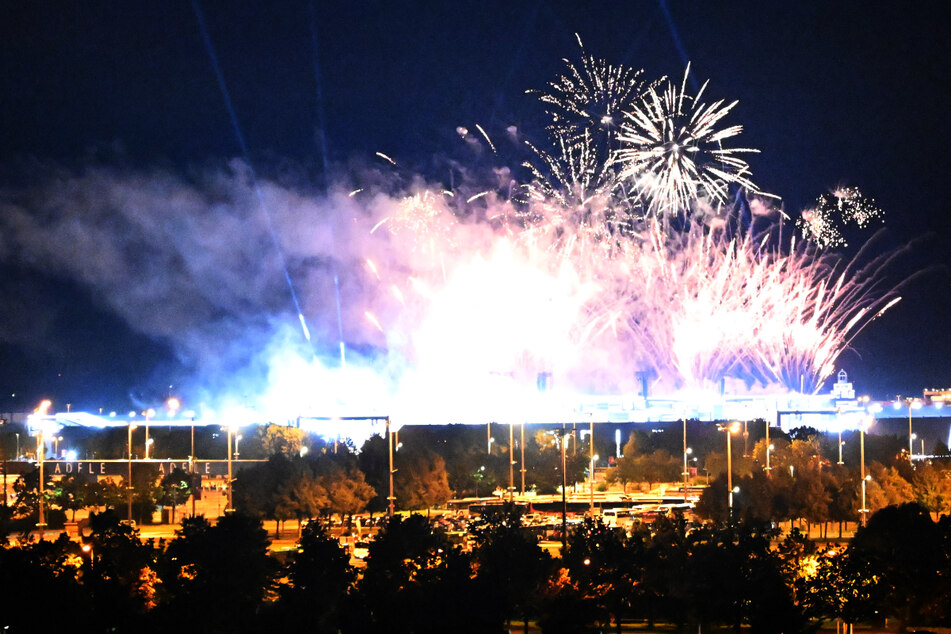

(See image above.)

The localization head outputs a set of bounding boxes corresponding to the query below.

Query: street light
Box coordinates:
[589,416,595,514]
[559,430,571,551]
[682,417,690,502]
[520,423,526,496]
[859,414,873,526]
[719,421,741,522]
[36,428,46,536]
[387,417,396,517]
[235,434,243,460]
[144,408,155,459]
[225,425,239,513]
[127,421,137,521]
[508,423,515,503]
[903,397,922,462]
[682,447,693,502]
[33,399,52,537]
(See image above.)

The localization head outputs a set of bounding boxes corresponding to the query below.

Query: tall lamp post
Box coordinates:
[589,417,595,514]
[387,417,396,517]
[127,419,137,521]
[765,419,772,476]
[720,421,741,522]
[225,425,238,513]
[520,423,526,495]
[860,414,873,526]
[904,398,922,461]
[36,428,45,536]
[33,399,52,537]
[508,423,515,503]
[144,408,155,459]
[187,411,196,517]
[560,430,570,551]
[682,417,689,502]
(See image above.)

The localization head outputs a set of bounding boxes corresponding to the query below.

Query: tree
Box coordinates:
[563,517,636,632]
[232,453,296,522]
[0,533,94,630]
[358,433,391,513]
[158,512,277,632]
[50,473,100,521]
[848,503,950,628]
[469,502,553,632]
[790,469,831,534]
[84,510,161,627]
[257,424,306,457]
[396,448,452,513]
[912,463,951,518]
[606,434,639,492]
[157,467,196,524]
[276,517,355,632]
[353,514,489,633]
[637,449,681,490]
[273,471,328,538]
[322,465,376,524]
[683,523,800,632]
[868,461,914,511]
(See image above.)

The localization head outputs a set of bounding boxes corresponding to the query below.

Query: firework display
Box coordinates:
[342,44,902,417]
[0,42,903,426]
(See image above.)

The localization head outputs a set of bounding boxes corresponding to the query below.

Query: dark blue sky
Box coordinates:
[1,1,950,409]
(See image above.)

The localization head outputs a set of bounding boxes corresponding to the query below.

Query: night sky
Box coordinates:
[1,1,950,411]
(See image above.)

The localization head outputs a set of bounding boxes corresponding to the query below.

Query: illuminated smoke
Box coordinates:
[0,46,905,421]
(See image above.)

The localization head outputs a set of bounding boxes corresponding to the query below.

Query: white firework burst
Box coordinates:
[797,206,846,249]
[614,65,762,217]
[799,186,884,248]
[533,35,651,146]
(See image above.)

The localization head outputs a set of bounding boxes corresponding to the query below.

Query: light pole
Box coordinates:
[508,423,515,503]
[36,429,45,536]
[765,419,772,476]
[520,423,526,495]
[127,422,137,521]
[720,421,741,522]
[589,417,595,514]
[33,399,52,537]
[859,415,871,526]
[225,426,237,513]
[487,422,492,455]
[189,414,196,517]
[682,417,689,502]
[905,398,921,461]
[387,417,396,517]
[144,408,155,459]
[560,430,570,551]
[235,434,243,460]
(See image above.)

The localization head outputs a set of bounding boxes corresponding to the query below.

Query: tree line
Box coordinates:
[2,502,950,633]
